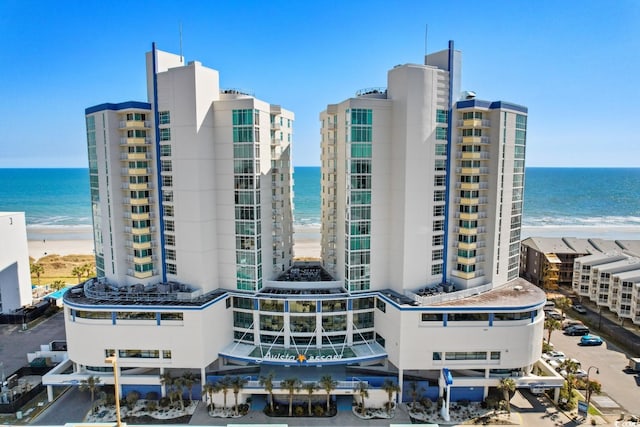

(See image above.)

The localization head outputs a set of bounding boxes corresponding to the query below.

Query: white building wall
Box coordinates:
[0,212,32,312]
[65,299,232,369]
[155,59,220,291]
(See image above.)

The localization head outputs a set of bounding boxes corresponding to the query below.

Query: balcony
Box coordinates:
[129,198,149,206]
[125,182,149,191]
[133,255,153,264]
[460,151,490,160]
[132,241,152,250]
[457,256,476,265]
[457,241,477,250]
[131,227,151,235]
[271,122,281,130]
[121,152,149,161]
[130,212,150,221]
[120,137,151,145]
[119,120,151,129]
[133,270,154,279]
[271,137,281,146]
[457,119,491,128]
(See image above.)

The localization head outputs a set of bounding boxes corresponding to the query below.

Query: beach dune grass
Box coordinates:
[30,254,95,286]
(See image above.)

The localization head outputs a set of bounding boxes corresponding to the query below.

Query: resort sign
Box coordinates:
[257,350,344,364]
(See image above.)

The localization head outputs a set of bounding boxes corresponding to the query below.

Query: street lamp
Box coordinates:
[585,365,599,414]
[105,355,123,427]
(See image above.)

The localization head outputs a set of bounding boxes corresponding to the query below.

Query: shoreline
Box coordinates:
[27,224,640,261]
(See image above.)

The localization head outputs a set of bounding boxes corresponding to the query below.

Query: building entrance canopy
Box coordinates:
[220,341,387,366]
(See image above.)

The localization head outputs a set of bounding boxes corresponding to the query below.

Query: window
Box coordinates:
[431,264,443,275]
[433,190,446,202]
[433,205,445,216]
[445,351,487,360]
[422,313,443,322]
[160,145,171,157]
[161,160,172,172]
[166,263,177,275]
[434,159,446,171]
[160,128,171,141]
[159,111,170,125]
[161,175,173,187]
[232,109,253,126]
[433,220,444,231]
[436,109,448,123]
[376,298,386,312]
[160,312,183,321]
[434,175,446,186]
[436,127,448,140]
[119,349,160,359]
[164,220,174,232]
[432,235,444,246]
[462,111,483,120]
[432,249,443,261]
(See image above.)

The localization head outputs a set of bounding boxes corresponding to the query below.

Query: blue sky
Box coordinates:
[1,0,638,167]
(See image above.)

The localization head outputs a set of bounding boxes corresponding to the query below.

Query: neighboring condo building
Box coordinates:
[0,212,32,313]
[573,250,640,325]
[51,43,555,410]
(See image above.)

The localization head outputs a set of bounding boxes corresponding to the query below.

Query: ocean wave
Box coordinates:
[523,215,640,227]
[29,215,92,226]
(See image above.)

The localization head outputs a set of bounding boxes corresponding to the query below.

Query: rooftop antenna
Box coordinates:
[424,24,428,65]
[179,22,183,63]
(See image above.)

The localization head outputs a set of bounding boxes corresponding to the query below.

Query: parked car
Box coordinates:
[579,335,603,346]
[562,319,583,330]
[564,325,590,336]
[545,310,564,321]
[560,368,588,378]
[572,304,587,314]
[548,359,562,371]
[542,351,566,361]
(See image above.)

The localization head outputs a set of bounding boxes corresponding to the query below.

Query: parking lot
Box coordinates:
[547,315,640,416]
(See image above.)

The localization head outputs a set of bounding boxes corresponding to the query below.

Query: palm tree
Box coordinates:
[585,379,601,403]
[231,376,248,416]
[72,266,84,283]
[173,376,186,410]
[303,381,319,416]
[259,371,276,413]
[82,263,95,278]
[50,280,66,291]
[160,372,174,403]
[497,378,516,413]
[202,382,216,412]
[319,374,337,413]
[79,376,102,412]
[381,379,400,414]
[217,376,233,410]
[281,377,302,416]
[30,263,44,285]
[354,381,369,415]
[555,297,571,318]
[544,317,561,344]
[182,371,197,403]
[407,380,424,409]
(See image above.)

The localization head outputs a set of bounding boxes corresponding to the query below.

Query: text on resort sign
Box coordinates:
[257,351,344,363]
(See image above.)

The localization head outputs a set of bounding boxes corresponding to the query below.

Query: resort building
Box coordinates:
[0,212,32,314]
[573,250,640,325]
[48,42,558,412]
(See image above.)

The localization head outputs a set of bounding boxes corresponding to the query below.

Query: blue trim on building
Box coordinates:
[111,312,116,325]
[156,312,161,325]
[151,42,168,282]
[85,101,151,115]
[441,40,455,284]
[443,313,448,327]
[456,99,528,114]
[489,313,494,326]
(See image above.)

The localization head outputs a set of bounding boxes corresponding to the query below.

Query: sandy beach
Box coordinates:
[27,225,323,261]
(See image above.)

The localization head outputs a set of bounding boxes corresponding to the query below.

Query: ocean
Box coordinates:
[1,167,639,239]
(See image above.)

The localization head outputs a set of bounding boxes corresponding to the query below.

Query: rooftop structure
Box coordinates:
[0,212,33,314]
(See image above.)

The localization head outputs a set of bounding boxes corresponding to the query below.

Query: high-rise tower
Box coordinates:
[320,41,527,293]
[85,46,294,293]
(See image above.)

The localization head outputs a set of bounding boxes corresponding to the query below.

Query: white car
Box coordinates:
[542,351,566,361]
[560,368,588,379]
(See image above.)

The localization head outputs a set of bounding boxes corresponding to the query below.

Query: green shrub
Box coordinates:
[313,405,324,416]
[294,405,305,416]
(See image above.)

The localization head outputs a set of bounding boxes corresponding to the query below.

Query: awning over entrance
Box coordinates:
[219,341,387,366]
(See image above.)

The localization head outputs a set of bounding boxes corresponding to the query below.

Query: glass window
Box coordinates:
[160,128,171,141]
[436,127,448,140]
[159,111,170,125]
[436,109,448,123]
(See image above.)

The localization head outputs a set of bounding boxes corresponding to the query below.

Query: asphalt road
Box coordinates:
[549,319,640,416]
